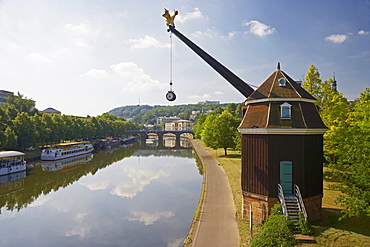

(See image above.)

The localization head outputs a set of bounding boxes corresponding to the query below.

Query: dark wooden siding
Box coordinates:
[242,135,269,196]
[241,134,323,199]
[302,135,324,198]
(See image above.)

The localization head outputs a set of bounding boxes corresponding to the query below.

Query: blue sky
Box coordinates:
[0,0,369,116]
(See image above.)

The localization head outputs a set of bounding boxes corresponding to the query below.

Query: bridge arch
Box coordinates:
[125,130,193,148]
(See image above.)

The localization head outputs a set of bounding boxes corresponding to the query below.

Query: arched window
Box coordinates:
[280,102,291,119]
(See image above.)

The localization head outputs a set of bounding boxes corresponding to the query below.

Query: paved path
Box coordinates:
[188,140,239,247]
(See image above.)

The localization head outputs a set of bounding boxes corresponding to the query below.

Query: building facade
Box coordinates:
[165,119,193,131]
[43,107,61,115]
[0,90,14,105]
[238,65,327,223]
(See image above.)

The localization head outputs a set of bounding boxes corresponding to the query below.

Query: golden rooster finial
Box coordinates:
[162,8,178,26]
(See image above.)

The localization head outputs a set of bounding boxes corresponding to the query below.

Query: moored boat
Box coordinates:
[121,137,135,145]
[0,151,27,176]
[41,142,93,161]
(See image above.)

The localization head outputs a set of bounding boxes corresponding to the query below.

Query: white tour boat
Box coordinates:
[41,142,94,161]
[0,151,27,176]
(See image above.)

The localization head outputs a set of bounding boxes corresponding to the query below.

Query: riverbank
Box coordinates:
[194,140,370,246]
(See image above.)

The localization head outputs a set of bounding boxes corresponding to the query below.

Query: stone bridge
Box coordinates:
[125,130,193,149]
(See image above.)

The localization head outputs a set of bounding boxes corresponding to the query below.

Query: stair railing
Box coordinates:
[294,184,307,219]
[277,183,288,219]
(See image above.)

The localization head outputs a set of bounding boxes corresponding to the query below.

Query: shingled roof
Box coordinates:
[246,68,316,102]
[239,65,327,133]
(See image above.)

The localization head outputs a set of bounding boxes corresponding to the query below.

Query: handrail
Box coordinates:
[294,184,307,219]
[277,183,288,219]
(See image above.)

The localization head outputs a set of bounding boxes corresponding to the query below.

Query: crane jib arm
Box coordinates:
[168,25,254,98]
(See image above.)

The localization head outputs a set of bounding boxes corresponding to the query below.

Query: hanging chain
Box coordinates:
[169,31,173,91]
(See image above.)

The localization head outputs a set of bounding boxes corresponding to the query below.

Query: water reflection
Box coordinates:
[41,153,93,172]
[0,143,202,247]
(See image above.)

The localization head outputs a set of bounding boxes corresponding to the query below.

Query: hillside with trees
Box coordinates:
[108,103,231,124]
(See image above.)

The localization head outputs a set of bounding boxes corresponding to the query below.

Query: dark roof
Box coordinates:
[246,69,316,101]
[239,68,327,130]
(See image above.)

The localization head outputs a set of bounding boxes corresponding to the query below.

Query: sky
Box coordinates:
[0,0,369,117]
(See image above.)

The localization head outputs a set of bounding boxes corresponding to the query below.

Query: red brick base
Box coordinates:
[303,194,324,220]
[242,192,278,224]
[242,192,323,224]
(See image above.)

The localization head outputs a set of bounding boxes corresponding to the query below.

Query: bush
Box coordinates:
[298,212,313,235]
[250,215,298,247]
[270,202,283,216]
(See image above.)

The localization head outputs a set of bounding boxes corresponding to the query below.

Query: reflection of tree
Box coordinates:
[0,147,136,212]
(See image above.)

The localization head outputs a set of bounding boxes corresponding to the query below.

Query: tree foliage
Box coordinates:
[331,88,370,218]
[0,94,139,150]
[304,65,370,218]
[250,215,298,247]
[194,110,241,156]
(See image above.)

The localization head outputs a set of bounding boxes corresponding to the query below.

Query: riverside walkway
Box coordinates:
[188,140,239,247]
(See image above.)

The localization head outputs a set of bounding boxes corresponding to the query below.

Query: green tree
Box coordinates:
[202,111,241,155]
[303,65,324,103]
[32,114,48,146]
[6,92,37,115]
[201,114,217,149]
[2,126,18,149]
[12,112,35,149]
[192,113,207,139]
[331,88,370,218]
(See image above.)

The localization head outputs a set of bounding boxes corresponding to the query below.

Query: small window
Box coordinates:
[280,102,291,118]
[278,78,286,87]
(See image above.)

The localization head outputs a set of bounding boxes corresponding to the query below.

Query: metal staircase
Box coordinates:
[277,184,307,223]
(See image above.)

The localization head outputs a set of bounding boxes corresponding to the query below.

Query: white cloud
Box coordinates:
[243,20,276,37]
[65,227,90,238]
[188,94,211,99]
[325,34,349,43]
[176,7,205,23]
[125,35,169,49]
[28,52,51,62]
[110,62,166,91]
[80,69,110,79]
[29,195,50,207]
[192,29,236,40]
[214,91,223,95]
[358,30,369,35]
[126,211,173,225]
[75,38,90,47]
[79,180,109,190]
[66,22,90,33]
[168,238,184,247]
[192,29,216,39]
[110,168,169,198]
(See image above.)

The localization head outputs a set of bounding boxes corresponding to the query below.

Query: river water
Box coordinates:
[0,141,203,247]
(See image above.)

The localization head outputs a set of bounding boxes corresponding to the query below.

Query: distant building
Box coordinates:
[157,116,181,125]
[43,107,61,115]
[0,90,14,105]
[198,100,220,104]
[165,119,193,131]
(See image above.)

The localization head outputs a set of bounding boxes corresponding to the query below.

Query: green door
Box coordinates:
[280,161,293,194]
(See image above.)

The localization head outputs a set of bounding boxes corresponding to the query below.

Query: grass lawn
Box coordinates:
[198,141,370,246]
